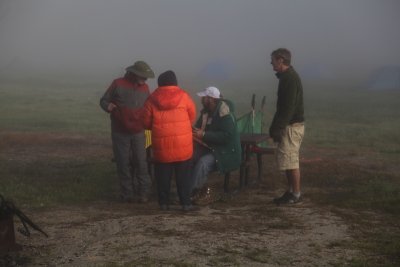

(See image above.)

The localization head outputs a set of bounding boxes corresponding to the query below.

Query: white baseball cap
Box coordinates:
[197,86,220,99]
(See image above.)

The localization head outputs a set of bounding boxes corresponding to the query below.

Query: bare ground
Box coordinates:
[12,194,359,266]
[1,132,397,266]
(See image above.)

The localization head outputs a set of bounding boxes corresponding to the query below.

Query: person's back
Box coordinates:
[142,81,196,163]
[142,70,197,211]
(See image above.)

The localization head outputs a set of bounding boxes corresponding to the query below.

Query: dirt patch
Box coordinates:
[7,191,360,267]
[0,131,111,162]
[1,132,397,266]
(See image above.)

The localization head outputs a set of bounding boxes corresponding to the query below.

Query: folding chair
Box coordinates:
[235,94,275,187]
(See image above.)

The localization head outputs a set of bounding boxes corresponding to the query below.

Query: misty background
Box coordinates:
[1,0,400,91]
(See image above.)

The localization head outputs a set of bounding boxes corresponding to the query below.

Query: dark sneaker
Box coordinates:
[274,192,302,205]
[119,195,134,203]
[273,191,292,205]
[287,194,302,204]
[160,204,169,211]
[182,205,200,212]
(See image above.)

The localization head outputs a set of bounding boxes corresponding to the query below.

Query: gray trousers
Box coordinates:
[112,131,151,199]
[191,144,216,190]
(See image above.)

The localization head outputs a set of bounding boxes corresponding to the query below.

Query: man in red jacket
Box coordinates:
[142,70,196,211]
[100,61,155,203]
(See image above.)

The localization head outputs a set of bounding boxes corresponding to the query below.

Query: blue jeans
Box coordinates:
[191,144,216,190]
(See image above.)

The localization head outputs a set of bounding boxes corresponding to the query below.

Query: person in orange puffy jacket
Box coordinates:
[142,70,197,211]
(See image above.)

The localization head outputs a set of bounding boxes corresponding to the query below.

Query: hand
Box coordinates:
[192,128,205,139]
[272,134,282,143]
[270,128,283,143]
[107,103,117,112]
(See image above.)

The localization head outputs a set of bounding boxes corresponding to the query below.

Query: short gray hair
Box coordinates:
[271,48,291,66]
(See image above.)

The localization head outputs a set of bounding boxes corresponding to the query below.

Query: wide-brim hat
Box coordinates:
[125,61,155,78]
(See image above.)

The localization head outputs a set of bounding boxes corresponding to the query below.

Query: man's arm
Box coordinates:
[186,93,197,124]
[141,100,153,130]
[100,80,117,113]
[269,78,297,141]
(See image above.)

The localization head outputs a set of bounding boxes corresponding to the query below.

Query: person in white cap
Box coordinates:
[191,86,241,203]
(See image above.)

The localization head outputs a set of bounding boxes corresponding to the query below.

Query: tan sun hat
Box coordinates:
[125,61,155,78]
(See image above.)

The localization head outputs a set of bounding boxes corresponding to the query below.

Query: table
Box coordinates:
[239,133,274,188]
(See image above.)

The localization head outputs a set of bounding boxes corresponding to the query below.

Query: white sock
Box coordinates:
[293,192,301,198]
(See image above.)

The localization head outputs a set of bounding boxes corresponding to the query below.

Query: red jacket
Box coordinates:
[142,86,196,163]
[111,106,144,134]
[100,77,149,134]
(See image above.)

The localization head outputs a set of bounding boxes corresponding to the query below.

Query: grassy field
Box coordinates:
[0,81,113,206]
[0,81,109,135]
[232,84,400,154]
[1,80,399,151]
[1,80,399,205]
[0,80,399,265]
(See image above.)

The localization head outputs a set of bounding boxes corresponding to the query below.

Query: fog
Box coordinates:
[1,0,400,89]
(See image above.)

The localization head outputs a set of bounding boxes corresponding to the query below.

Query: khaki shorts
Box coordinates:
[276,123,305,171]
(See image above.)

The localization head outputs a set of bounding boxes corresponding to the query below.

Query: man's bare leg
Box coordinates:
[286,168,301,195]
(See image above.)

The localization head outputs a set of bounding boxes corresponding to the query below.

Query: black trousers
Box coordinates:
[154,159,192,206]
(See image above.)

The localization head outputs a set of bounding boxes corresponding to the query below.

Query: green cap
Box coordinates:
[125,61,155,78]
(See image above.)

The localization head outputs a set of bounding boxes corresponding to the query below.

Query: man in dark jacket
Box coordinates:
[269,48,305,205]
[100,61,154,203]
[191,86,241,201]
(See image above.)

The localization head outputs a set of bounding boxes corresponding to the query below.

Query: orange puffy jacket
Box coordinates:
[142,86,196,163]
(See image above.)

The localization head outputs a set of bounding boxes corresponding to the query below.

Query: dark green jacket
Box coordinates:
[269,66,304,142]
[195,99,242,173]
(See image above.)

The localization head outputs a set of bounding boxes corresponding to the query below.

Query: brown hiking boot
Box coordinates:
[190,188,201,203]
[192,186,214,205]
